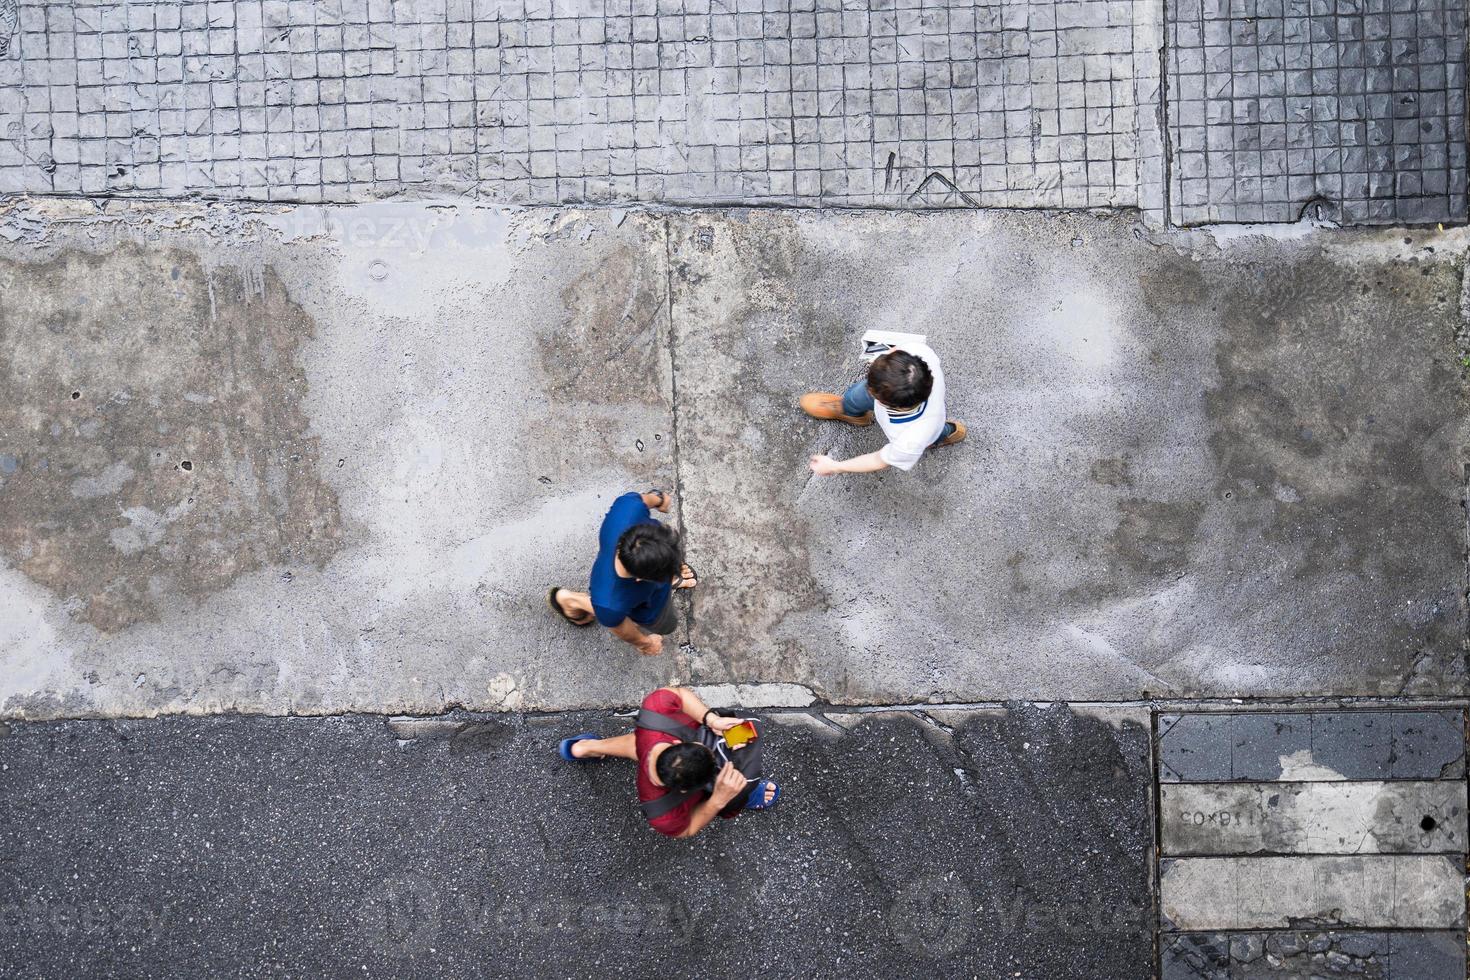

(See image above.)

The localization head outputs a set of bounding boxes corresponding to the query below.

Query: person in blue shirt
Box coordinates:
[548,490,697,656]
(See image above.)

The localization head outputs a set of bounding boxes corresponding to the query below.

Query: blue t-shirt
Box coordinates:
[589,492,673,628]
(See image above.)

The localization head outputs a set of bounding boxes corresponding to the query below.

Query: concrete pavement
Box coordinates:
[2,199,1468,718]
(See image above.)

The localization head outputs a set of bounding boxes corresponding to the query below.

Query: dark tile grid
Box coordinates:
[869,0,1143,207]
[0,0,406,202]
[0,0,1145,207]
[307,0,1149,207]
[1166,0,1469,225]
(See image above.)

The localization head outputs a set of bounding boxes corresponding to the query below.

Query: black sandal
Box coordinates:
[676,563,699,589]
[547,587,595,626]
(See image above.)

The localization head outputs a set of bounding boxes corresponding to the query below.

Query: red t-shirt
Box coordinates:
[636,689,705,837]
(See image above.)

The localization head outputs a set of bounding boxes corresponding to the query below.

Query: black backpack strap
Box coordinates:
[640,788,694,820]
[635,709,703,822]
[635,708,698,739]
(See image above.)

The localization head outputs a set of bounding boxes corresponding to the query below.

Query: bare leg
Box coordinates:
[570,732,636,761]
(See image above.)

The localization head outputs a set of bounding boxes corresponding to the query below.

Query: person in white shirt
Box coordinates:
[801,339,964,475]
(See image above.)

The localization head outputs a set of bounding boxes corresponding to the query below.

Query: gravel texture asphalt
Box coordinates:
[0,702,1153,979]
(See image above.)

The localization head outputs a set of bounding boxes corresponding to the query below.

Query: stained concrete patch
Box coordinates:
[670,210,1470,701]
[544,244,669,407]
[0,244,342,632]
[0,205,679,718]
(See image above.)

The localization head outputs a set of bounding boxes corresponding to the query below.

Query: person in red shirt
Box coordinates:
[559,687,781,838]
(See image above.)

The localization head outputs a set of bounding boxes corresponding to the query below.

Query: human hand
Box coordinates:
[705,714,742,734]
[636,634,664,656]
[710,762,748,806]
[647,489,674,513]
[808,454,841,476]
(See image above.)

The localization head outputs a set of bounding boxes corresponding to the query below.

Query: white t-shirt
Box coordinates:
[875,342,946,471]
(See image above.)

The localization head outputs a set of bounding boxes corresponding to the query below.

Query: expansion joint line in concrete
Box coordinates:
[14,695,1470,726]
[370,695,1470,724]
[1147,708,1166,980]
[1157,32,1173,225]
[660,217,695,652]
[1463,462,1469,659]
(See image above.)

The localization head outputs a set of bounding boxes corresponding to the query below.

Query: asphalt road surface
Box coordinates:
[0,703,1153,979]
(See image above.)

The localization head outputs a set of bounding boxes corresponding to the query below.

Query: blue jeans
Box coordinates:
[841,379,955,444]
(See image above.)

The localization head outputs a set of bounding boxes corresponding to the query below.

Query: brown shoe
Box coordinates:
[800,392,874,426]
[937,421,966,447]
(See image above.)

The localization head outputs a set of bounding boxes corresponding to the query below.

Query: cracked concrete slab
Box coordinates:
[1,201,1469,718]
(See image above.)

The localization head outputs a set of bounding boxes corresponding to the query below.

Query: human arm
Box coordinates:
[662,686,746,732]
[639,490,673,513]
[808,450,891,476]
[610,617,661,655]
[674,762,749,838]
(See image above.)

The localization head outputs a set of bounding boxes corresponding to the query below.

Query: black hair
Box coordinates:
[867,350,933,409]
[655,741,715,791]
[617,522,682,582]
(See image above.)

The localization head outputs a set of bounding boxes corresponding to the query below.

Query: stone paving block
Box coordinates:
[1161,931,1465,978]
[1160,711,1464,781]
[1160,855,1467,930]
[1311,711,1394,779]
[1160,714,1233,782]
[1391,710,1466,779]
[1160,932,1230,980]
[1389,932,1469,979]
[1160,781,1469,855]
[1229,712,1309,780]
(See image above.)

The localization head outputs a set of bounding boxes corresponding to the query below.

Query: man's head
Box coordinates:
[866,350,933,410]
[656,741,715,791]
[616,522,683,582]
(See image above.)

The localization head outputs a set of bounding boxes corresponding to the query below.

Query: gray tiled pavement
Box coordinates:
[0,0,1463,224]
[1166,0,1469,225]
[0,0,1153,209]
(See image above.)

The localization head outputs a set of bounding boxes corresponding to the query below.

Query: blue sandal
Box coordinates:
[558,733,598,761]
[745,780,781,811]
